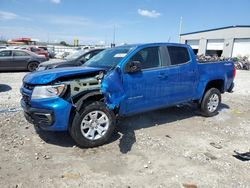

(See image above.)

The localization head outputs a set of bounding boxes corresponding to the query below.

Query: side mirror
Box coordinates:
[125,61,142,73]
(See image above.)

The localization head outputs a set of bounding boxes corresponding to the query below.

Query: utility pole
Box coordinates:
[111,25,116,48]
[104,35,107,46]
[178,16,183,43]
[47,33,50,44]
[167,36,171,42]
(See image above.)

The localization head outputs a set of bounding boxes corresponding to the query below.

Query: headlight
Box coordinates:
[32,84,66,99]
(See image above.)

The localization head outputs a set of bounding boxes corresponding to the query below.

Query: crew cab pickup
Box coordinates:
[20,43,235,148]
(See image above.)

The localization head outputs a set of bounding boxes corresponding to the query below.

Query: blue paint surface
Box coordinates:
[20,43,235,132]
[23,66,105,85]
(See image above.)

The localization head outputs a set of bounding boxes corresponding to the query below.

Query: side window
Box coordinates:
[167,46,190,65]
[13,51,29,56]
[90,50,101,58]
[82,53,92,61]
[130,47,161,69]
[0,51,12,57]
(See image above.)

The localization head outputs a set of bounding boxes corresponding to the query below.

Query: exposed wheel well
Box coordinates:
[27,61,39,67]
[68,92,104,132]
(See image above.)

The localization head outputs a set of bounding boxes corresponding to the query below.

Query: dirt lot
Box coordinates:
[0,70,250,188]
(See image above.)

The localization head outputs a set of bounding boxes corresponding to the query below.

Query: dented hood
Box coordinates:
[23,66,105,85]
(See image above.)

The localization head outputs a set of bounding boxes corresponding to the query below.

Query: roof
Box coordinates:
[180,25,250,36]
[118,42,188,49]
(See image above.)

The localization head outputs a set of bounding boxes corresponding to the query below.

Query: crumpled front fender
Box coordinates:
[101,68,125,110]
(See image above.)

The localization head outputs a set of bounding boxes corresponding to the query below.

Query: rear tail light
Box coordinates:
[233,66,236,78]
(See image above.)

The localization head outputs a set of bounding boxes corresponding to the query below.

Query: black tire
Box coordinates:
[27,62,39,72]
[200,88,221,117]
[70,101,116,148]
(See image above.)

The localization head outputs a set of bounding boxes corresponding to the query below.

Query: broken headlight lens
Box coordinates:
[32,84,66,99]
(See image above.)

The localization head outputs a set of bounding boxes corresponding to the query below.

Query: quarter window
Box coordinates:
[13,51,29,56]
[130,47,161,69]
[167,46,190,65]
[0,51,12,57]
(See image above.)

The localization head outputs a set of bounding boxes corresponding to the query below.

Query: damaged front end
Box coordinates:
[70,75,101,98]
[21,65,126,131]
[69,67,126,113]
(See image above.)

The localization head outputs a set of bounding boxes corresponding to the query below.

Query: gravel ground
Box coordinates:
[0,70,250,188]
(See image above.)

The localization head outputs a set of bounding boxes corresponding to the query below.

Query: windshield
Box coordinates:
[65,50,85,60]
[84,47,133,68]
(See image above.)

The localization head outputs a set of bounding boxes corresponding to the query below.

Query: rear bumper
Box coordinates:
[21,97,72,131]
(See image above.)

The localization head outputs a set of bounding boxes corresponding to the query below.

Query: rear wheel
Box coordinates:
[27,62,39,72]
[70,101,116,148]
[201,88,221,117]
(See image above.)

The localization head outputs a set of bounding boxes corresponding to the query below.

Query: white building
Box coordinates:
[180,25,250,58]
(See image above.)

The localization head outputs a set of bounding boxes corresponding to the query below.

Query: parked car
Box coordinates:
[54,51,70,59]
[26,46,49,60]
[0,46,7,49]
[37,49,104,71]
[0,49,47,71]
[20,43,235,147]
[37,46,55,58]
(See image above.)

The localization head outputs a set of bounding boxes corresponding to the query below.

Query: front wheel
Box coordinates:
[200,88,221,117]
[70,101,116,148]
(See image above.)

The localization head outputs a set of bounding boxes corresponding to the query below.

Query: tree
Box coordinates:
[60,41,68,46]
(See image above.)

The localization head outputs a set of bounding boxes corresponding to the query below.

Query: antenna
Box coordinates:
[113,25,116,44]
[178,16,183,43]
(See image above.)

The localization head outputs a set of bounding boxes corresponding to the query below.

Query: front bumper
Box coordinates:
[21,95,72,131]
[22,105,54,128]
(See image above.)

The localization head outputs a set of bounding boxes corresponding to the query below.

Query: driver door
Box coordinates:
[0,50,13,70]
[120,46,166,115]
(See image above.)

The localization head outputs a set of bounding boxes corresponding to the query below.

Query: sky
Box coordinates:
[0,0,250,45]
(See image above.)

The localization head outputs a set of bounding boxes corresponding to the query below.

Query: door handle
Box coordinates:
[157,74,168,79]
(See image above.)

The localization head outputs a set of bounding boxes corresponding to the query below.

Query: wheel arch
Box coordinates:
[27,61,40,70]
[204,79,225,93]
[198,79,224,103]
[68,91,104,131]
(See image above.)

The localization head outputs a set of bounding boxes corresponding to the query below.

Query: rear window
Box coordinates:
[167,46,190,65]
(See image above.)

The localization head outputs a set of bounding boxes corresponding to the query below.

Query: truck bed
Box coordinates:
[197,61,235,92]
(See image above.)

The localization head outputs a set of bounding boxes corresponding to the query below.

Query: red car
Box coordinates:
[26,46,49,59]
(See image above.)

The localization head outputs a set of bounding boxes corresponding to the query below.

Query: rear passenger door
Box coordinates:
[155,46,180,106]
[167,46,196,102]
[13,51,31,69]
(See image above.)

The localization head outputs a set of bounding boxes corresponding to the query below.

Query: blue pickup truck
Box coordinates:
[20,43,235,147]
